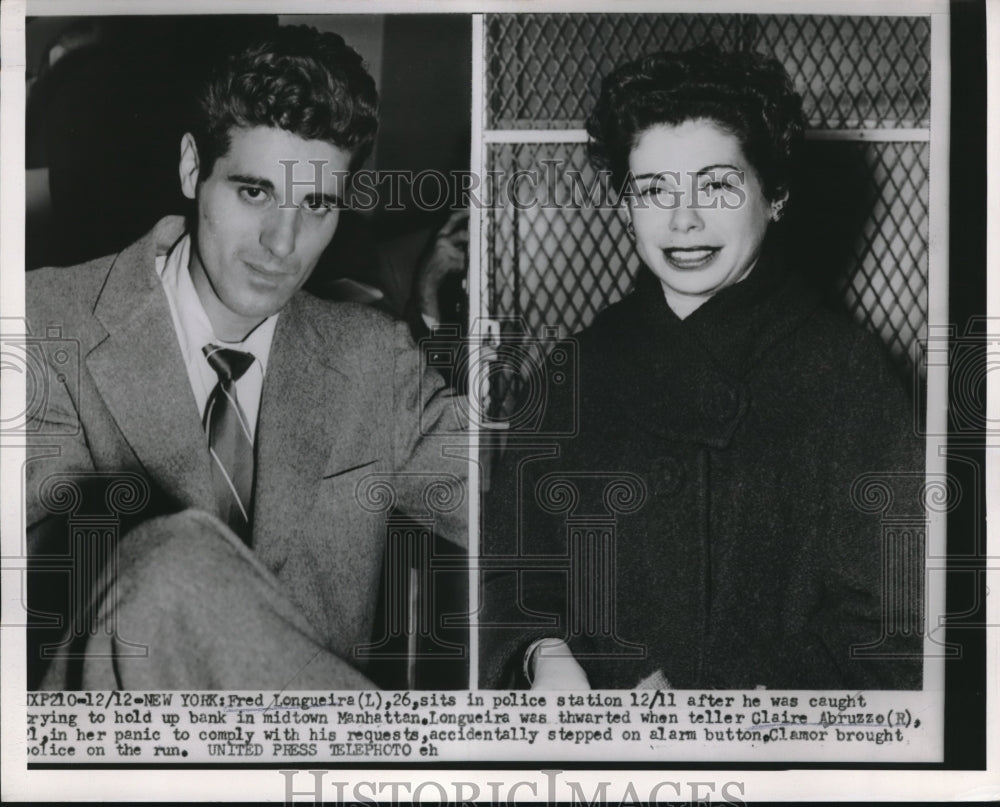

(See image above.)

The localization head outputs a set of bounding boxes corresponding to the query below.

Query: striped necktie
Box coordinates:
[202,344,256,544]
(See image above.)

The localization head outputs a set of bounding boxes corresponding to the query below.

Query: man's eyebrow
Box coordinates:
[229,173,342,207]
[227,173,276,191]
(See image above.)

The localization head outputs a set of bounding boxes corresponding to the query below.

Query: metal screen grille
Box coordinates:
[488,14,744,129]
[752,15,930,129]
[839,140,929,368]
[487,14,930,129]
[482,12,932,386]
[488,142,639,338]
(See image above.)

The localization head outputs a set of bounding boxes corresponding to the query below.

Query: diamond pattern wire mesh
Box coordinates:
[489,143,639,339]
[751,16,931,129]
[487,14,743,129]
[840,141,929,369]
[487,13,930,129]
[484,12,931,413]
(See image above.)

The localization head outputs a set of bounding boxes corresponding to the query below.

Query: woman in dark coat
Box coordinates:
[480,46,924,691]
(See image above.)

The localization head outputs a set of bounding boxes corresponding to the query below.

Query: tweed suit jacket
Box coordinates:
[25,216,468,684]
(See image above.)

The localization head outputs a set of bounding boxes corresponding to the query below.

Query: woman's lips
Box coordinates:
[662,247,720,270]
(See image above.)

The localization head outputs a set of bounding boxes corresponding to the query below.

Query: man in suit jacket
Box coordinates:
[25,26,467,690]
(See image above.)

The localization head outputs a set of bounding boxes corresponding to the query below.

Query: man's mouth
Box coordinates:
[244,260,288,279]
[662,247,720,270]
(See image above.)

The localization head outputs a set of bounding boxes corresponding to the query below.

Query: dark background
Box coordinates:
[942,0,987,773]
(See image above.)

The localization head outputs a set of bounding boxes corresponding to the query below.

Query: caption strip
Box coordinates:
[26,689,934,763]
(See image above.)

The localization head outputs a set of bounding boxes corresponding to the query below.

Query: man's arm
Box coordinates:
[389,319,469,547]
[24,333,96,554]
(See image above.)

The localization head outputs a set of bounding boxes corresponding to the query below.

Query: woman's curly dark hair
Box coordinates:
[587,45,805,200]
[190,25,379,179]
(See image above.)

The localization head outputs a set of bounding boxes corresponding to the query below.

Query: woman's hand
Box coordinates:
[528,638,591,690]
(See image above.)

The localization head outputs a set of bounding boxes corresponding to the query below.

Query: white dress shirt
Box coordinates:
[156,233,278,439]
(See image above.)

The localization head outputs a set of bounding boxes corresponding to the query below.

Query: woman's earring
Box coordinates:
[771,199,786,222]
[626,221,635,239]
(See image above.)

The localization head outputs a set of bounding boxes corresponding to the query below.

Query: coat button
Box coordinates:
[652,455,684,496]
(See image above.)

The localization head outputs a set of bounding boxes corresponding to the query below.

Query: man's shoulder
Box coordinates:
[292,291,412,350]
[26,217,183,340]
[26,252,119,331]
[28,252,119,292]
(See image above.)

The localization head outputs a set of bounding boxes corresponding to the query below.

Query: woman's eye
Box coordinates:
[640,184,673,200]
[239,187,269,204]
[700,180,729,193]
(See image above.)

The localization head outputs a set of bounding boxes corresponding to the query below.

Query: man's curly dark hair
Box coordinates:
[190,25,379,179]
[587,45,805,201]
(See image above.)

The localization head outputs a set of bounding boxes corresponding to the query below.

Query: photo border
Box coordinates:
[1,0,993,802]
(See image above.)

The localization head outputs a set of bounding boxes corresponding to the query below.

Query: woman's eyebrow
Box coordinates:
[632,166,742,181]
[632,171,683,181]
[696,163,741,174]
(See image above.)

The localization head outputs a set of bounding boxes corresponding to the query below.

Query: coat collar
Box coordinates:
[630,233,816,376]
[86,217,219,514]
[595,235,819,446]
[92,216,188,336]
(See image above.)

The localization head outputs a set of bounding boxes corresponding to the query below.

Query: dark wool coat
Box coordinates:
[481,242,924,690]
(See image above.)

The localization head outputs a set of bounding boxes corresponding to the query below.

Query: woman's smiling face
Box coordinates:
[627,119,776,317]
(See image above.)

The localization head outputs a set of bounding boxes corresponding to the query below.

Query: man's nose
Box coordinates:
[260,208,298,259]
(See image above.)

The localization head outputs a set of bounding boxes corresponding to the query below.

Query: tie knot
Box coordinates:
[203,345,255,384]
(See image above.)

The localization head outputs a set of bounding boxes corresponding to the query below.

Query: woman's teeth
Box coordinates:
[663,248,718,268]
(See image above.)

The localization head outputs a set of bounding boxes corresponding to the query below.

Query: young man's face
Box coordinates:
[180,125,352,341]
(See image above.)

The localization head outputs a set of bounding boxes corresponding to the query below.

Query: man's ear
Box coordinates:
[179,133,200,200]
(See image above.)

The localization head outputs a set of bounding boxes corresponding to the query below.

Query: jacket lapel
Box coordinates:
[86,217,217,514]
[252,294,350,562]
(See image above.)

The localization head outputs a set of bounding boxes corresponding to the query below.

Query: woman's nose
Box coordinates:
[669,198,704,233]
[260,208,298,259]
